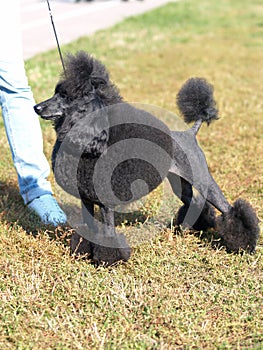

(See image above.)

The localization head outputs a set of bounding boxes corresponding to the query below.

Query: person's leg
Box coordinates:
[0,60,52,202]
[0,1,66,225]
[0,60,66,225]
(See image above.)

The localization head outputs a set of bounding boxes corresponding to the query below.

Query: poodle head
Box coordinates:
[34,51,113,120]
[34,52,119,155]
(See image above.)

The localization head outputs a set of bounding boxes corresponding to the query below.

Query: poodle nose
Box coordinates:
[34,104,42,114]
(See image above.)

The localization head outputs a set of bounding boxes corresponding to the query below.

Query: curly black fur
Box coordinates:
[61,51,122,104]
[176,77,219,125]
[216,199,260,253]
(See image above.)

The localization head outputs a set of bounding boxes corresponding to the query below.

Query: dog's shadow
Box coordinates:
[0,179,152,245]
[0,180,73,247]
[0,179,224,253]
[0,180,37,230]
[174,225,224,251]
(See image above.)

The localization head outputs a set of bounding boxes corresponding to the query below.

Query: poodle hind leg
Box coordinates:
[168,173,216,231]
[91,205,131,266]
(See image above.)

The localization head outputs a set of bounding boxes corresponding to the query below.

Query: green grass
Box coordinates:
[1,0,263,348]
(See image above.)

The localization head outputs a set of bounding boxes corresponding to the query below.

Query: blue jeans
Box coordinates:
[0,59,53,204]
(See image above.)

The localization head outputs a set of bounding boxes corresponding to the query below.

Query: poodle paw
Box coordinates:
[70,231,131,265]
[70,232,92,257]
[91,233,131,266]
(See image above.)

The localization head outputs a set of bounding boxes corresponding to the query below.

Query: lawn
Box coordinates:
[0,0,262,348]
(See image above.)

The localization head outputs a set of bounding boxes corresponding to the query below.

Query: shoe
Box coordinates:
[28,194,67,226]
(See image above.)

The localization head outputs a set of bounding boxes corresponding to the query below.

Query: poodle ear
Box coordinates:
[82,108,109,157]
[61,104,109,158]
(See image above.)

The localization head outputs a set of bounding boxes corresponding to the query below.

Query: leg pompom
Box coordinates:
[216,199,260,253]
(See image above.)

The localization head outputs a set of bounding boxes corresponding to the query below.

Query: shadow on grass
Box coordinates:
[172,223,226,252]
[0,179,73,247]
[0,179,227,254]
[0,179,150,241]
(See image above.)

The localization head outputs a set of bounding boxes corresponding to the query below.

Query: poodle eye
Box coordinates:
[55,85,68,99]
[60,92,67,99]
[60,92,73,103]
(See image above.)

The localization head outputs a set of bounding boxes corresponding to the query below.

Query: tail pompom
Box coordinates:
[176,77,219,125]
[216,199,260,253]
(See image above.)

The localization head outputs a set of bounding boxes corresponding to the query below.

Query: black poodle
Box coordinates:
[34,51,259,265]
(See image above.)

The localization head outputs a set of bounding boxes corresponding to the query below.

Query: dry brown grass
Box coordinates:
[0,0,262,348]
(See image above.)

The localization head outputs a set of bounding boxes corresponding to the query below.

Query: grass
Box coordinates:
[0,0,263,348]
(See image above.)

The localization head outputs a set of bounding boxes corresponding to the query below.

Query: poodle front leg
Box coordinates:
[70,198,95,257]
[91,205,131,266]
[167,172,216,231]
[81,198,96,229]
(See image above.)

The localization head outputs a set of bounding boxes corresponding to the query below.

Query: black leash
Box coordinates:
[46,0,66,75]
